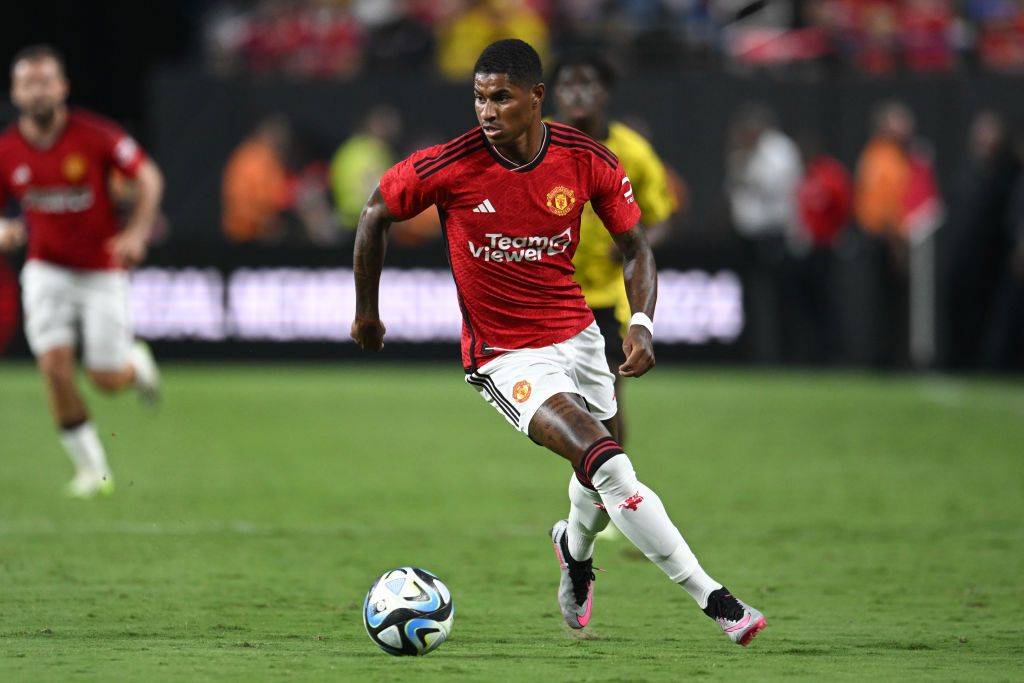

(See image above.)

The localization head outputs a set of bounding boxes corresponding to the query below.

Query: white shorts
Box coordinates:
[466,321,617,435]
[20,260,132,370]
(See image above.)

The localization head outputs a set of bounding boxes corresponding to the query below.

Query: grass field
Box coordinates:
[0,362,1022,681]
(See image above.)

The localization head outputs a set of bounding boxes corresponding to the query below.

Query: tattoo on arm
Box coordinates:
[353,186,396,319]
[613,225,657,319]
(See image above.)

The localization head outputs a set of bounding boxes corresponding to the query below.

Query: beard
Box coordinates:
[28,102,58,128]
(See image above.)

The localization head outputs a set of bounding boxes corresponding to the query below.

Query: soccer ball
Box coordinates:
[362,567,454,656]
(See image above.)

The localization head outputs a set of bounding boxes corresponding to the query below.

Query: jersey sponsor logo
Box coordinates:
[115,137,140,167]
[621,176,635,204]
[512,380,532,403]
[12,164,31,186]
[468,227,571,263]
[62,153,88,182]
[472,198,496,213]
[21,187,95,214]
[545,186,576,216]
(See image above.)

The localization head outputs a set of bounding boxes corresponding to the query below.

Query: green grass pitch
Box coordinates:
[0,362,1022,681]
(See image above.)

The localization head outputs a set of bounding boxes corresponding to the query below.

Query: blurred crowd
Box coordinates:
[221,106,443,247]
[202,0,1024,80]
[723,100,1023,370]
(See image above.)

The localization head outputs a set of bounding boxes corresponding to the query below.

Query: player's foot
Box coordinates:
[703,587,767,647]
[65,470,115,499]
[129,340,160,407]
[550,519,596,629]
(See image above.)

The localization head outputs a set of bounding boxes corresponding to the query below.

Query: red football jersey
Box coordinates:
[0,108,146,270]
[380,122,641,370]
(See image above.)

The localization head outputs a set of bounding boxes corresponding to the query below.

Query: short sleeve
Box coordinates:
[379,147,445,221]
[590,156,642,235]
[95,118,146,177]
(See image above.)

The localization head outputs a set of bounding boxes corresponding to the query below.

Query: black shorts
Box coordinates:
[592,306,623,362]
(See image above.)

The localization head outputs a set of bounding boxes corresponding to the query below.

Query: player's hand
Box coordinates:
[351,317,386,351]
[619,326,655,377]
[106,230,148,268]
[0,220,27,252]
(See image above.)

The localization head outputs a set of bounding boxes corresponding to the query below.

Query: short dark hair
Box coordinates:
[473,39,543,88]
[10,43,66,76]
[551,51,616,90]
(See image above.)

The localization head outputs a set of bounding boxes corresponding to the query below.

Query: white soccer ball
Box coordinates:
[362,567,454,656]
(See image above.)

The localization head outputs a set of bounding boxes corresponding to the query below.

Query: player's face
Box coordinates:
[474,73,542,146]
[11,57,68,123]
[554,65,607,123]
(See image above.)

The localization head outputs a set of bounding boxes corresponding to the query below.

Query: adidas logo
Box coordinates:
[472,199,496,213]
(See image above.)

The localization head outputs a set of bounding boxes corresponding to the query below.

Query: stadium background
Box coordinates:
[1,0,1022,371]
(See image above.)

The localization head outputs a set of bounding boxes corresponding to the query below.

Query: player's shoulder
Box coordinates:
[546,121,620,171]
[607,121,658,159]
[67,108,126,139]
[403,127,489,182]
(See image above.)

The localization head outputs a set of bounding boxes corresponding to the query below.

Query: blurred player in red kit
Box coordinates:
[0,45,163,498]
[351,39,766,646]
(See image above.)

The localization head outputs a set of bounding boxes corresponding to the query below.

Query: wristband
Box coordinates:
[629,312,654,337]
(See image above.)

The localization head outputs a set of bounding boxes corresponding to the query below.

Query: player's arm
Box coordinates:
[351,186,396,351]
[612,224,657,378]
[0,217,27,252]
[0,179,26,251]
[107,159,164,268]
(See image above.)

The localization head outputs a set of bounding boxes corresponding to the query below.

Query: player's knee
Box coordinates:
[86,369,127,394]
[579,437,637,497]
[38,351,76,387]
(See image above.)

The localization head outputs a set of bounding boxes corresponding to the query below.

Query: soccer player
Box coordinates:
[552,52,676,446]
[351,39,766,646]
[0,45,162,498]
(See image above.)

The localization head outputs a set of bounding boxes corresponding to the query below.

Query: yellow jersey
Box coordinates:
[572,121,674,328]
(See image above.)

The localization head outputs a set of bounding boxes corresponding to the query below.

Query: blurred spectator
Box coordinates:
[436,0,550,81]
[901,0,956,72]
[725,102,803,363]
[329,105,401,231]
[794,132,853,363]
[967,0,1024,72]
[943,111,1020,368]
[982,125,1024,369]
[222,115,336,245]
[854,101,943,367]
[206,0,364,79]
[223,115,293,243]
[355,0,435,72]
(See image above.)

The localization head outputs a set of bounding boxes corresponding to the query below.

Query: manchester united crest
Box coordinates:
[512,380,532,403]
[545,186,576,216]
[62,153,88,182]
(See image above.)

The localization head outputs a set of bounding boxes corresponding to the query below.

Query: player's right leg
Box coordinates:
[80,269,160,405]
[530,391,767,645]
[22,261,113,497]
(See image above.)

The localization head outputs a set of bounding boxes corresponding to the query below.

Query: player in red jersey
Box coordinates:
[0,45,163,498]
[352,40,766,646]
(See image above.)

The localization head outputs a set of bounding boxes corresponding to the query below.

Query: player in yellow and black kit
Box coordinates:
[552,52,677,445]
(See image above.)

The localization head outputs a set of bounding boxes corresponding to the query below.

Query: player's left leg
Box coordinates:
[534,394,766,644]
[81,270,160,405]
